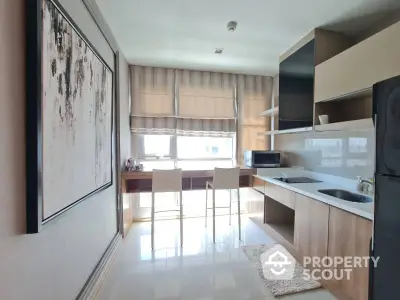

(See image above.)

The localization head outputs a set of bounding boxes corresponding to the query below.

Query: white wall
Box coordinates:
[0,0,120,299]
[118,52,131,167]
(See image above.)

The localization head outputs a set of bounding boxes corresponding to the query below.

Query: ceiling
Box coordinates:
[96,0,400,76]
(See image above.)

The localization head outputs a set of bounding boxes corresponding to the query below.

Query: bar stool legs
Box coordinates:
[205,185,208,227]
[151,192,155,250]
[237,188,241,241]
[180,191,183,247]
[212,188,216,244]
[229,189,232,226]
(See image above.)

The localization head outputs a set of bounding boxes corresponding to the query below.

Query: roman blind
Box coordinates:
[176,69,236,136]
[130,66,174,117]
[177,69,236,119]
[130,66,175,134]
[237,75,273,163]
[130,66,237,136]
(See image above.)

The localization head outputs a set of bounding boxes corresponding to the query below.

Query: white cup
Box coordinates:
[318,114,329,125]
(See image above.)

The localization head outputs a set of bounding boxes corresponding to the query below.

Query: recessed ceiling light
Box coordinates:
[227,21,238,32]
[215,48,224,54]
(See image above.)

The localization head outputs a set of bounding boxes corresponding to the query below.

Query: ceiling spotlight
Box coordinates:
[227,21,238,32]
[215,48,224,54]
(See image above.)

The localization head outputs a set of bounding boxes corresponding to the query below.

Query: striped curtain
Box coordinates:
[176,118,236,137]
[129,67,273,153]
[177,69,236,119]
[237,75,273,163]
[130,66,175,117]
[130,66,237,137]
[130,116,176,135]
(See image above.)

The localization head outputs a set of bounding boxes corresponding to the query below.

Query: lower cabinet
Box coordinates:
[252,179,373,300]
[265,182,295,209]
[294,194,330,267]
[252,176,265,194]
[325,207,372,300]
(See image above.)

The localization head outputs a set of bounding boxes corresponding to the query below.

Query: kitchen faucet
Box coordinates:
[357,176,374,195]
[280,172,288,179]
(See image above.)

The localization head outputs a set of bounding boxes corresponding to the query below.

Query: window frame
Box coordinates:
[136,134,236,168]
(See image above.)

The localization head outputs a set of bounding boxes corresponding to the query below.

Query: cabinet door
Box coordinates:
[294,194,329,263]
[252,176,265,194]
[327,207,372,300]
[314,21,400,102]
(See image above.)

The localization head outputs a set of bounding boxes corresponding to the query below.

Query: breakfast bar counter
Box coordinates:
[121,166,256,194]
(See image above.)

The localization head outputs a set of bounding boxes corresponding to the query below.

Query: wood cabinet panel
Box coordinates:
[326,207,372,300]
[252,176,265,194]
[315,21,400,103]
[265,182,295,209]
[294,194,330,265]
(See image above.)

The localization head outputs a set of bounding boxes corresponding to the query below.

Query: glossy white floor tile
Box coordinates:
[97,216,337,300]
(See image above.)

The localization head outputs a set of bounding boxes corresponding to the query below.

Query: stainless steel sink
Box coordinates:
[318,189,373,203]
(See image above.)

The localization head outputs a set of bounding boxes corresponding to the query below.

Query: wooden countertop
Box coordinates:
[121,166,256,180]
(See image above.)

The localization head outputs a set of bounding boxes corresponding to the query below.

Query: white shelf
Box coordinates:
[260,107,279,117]
[257,126,313,136]
[257,130,279,136]
[315,118,373,132]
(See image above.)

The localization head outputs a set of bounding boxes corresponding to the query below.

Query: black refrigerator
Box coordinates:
[370,75,400,299]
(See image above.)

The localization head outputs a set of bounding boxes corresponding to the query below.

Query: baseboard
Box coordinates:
[76,233,122,300]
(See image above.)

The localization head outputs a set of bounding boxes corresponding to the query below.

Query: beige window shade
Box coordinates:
[131,66,175,117]
[177,118,236,137]
[237,75,273,163]
[237,75,273,126]
[177,70,235,119]
[130,116,176,135]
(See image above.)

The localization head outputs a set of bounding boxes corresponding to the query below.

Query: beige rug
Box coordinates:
[241,244,321,297]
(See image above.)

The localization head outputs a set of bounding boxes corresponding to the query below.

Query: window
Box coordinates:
[177,136,234,159]
[144,135,171,156]
[137,135,174,159]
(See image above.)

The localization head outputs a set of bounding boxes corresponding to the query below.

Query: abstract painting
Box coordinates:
[26,0,113,232]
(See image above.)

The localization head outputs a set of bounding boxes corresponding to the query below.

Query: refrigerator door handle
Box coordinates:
[372,84,378,126]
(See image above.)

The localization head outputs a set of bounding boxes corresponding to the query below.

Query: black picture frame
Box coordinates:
[26,0,114,233]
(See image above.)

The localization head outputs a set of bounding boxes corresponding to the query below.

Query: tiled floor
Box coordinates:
[97,216,337,300]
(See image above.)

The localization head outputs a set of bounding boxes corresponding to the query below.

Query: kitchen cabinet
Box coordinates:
[252,176,265,194]
[264,182,295,209]
[251,178,372,300]
[314,21,400,103]
[294,194,330,267]
[325,207,372,300]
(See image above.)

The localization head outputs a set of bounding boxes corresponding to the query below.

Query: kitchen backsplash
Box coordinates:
[275,129,374,179]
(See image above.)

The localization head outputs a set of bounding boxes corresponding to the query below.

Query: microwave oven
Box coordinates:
[244,150,281,168]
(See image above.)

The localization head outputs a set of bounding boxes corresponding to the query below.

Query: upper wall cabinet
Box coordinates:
[315,21,400,103]
[280,29,353,66]
[278,29,352,131]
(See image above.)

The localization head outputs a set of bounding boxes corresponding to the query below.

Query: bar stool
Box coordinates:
[151,169,183,250]
[205,167,241,243]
